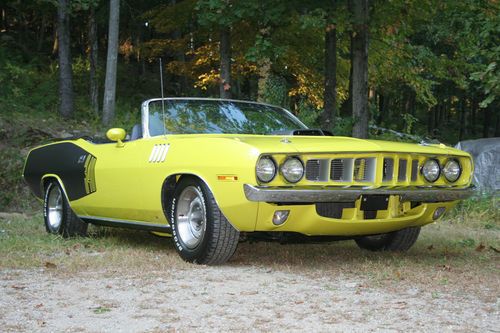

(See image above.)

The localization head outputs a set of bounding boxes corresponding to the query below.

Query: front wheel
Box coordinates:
[44,181,88,238]
[170,177,239,265]
[355,227,421,252]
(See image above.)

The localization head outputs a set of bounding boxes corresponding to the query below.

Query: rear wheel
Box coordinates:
[170,177,239,265]
[44,181,88,238]
[355,227,421,251]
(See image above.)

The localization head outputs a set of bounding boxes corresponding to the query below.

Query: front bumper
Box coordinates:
[243,184,475,203]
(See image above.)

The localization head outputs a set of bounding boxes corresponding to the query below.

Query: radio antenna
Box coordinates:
[159,57,166,136]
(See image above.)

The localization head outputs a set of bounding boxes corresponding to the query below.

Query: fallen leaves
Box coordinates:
[475,243,486,252]
[11,285,26,290]
[437,264,452,271]
[394,301,407,309]
[44,261,57,269]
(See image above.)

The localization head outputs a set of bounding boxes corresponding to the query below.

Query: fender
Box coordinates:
[23,142,97,200]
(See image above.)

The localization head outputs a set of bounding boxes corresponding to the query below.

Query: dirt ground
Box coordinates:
[1,265,498,332]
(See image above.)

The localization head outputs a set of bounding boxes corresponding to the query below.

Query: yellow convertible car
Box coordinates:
[23,98,475,264]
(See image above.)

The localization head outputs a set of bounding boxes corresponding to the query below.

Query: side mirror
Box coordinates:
[106,128,126,147]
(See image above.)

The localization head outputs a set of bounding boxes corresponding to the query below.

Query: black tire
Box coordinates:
[170,177,239,265]
[43,180,88,238]
[355,227,421,252]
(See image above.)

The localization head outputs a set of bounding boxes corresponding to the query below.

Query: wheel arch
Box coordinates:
[41,174,71,203]
[160,173,228,226]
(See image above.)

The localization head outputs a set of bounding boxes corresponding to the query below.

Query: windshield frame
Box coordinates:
[140,97,308,138]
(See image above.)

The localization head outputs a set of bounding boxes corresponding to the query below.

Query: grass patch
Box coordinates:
[0,214,189,272]
[0,197,498,296]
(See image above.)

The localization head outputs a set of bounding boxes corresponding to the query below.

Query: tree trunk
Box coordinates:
[434,103,440,136]
[339,42,353,117]
[1,8,6,32]
[458,93,468,141]
[320,17,337,131]
[52,27,59,56]
[89,5,99,116]
[351,0,369,139]
[219,26,232,99]
[37,14,47,53]
[257,58,271,102]
[427,107,434,135]
[57,0,74,119]
[495,107,500,137]
[102,0,120,126]
[377,93,384,125]
[482,105,491,138]
[470,97,477,135]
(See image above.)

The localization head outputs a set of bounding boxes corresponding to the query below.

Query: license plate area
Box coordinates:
[360,195,389,211]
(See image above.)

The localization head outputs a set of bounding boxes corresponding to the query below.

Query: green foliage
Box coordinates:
[447,196,499,227]
[0,146,27,210]
[259,74,289,108]
[402,113,418,134]
[0,46,58,115]
[295,100,321,128]
[471,61,499,108]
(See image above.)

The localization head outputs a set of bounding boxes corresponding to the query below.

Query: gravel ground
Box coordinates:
[1,266,498,333]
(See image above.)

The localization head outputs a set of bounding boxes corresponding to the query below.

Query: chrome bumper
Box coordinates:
[243,184,475,203]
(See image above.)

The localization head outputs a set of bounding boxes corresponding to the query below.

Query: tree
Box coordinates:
[57,0,74,118]
[219,26,232,98]
[320,1,338,130]
[350,0,369,138]
[196,0,238,99]
[89,2,99,115]
[102,0,120,126]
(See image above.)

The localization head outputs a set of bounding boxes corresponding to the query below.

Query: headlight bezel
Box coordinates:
[442,159,462,183]
[280,156,305,183]
[256,155,277,183]
[421,158,441,183]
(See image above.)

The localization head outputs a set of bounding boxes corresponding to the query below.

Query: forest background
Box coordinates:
[0,0,498,210]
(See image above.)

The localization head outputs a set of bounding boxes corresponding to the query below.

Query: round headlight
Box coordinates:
[443,159,461,182]
[280,157,304,183]
[256,156,276,183]
[421,159,440,182]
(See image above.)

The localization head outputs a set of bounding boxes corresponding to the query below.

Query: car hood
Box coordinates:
[166,134,469,157]
[234,135,469,156]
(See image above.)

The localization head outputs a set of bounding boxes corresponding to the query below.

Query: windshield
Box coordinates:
[147,99,307,136]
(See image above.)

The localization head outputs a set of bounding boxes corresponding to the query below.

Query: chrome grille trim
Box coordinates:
[398,159,408,181]
[354,158,375,182]
[330,158,353,182]
[305,159,320,181]
[383,158,394,181]
[411,160,419,182]
[306,159,330,181]
[302,154,441,186]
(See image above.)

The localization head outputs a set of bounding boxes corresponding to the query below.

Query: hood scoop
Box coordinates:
[272,129,333,136]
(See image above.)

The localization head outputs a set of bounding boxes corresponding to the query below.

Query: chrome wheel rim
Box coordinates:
[176,186,207,249]
[47,185,63,230]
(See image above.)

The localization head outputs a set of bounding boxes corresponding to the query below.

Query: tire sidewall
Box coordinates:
[43,181,66,235]
[170,178,214,263]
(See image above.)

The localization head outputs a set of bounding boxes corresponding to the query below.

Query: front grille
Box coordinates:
[303,154,423,186]
[411,160,419,181]
[306,159,320,181]
[354,158,375,182]
[330,158,354,182]
[398,159,408,181]
[383,158,394,181]
[316,202,355,219]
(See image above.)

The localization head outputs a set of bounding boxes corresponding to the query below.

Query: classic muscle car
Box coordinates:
[23,98,475,264]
